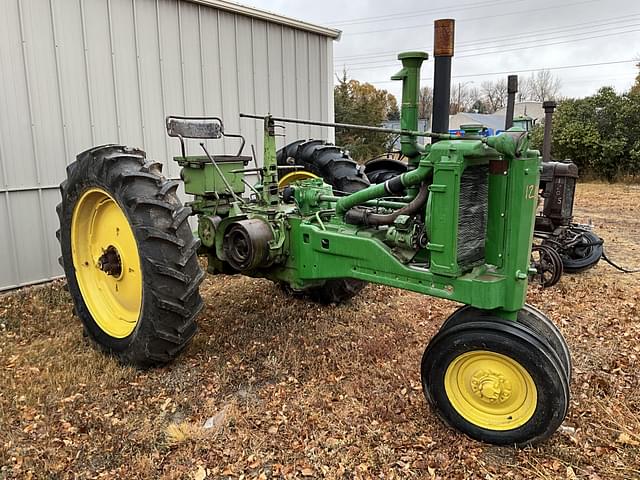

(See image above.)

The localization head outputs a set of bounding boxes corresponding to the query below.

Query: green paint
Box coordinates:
[173,52,541,321]
[391,51,428,160]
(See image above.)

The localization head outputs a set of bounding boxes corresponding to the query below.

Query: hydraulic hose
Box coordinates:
[345,181,430,227]
[335,162,433,216]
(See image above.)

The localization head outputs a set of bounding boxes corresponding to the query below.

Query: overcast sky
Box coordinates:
[241,0,640,101]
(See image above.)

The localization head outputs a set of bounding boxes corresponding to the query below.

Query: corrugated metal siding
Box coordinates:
[0,0,334,290]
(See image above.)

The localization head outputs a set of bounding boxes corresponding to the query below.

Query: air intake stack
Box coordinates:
[391,51,428,159]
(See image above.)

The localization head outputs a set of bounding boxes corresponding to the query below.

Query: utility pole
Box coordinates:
[456,81,473,114]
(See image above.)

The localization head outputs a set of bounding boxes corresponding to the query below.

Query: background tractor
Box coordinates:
[57,19,570,446]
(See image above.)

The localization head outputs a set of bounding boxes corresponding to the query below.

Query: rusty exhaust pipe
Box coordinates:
[431,19,455,139]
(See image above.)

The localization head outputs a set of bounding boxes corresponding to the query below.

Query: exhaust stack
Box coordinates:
[505,75,518,130]
[431,19,455,137]
[542,100,557,163]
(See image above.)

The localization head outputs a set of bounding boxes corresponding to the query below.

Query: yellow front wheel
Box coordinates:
[421,316,569,446]
[57,145,204,368]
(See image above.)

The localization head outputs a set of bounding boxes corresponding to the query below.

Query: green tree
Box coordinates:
[334,72,398,161]
[547,87,640,181]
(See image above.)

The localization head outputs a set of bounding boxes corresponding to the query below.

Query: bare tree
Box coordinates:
[481,79,508,113]
[516,76,531,103]
[464,86,482,112]
[418,86,433,120]
[526,70,562,101]
[448,83,482,114]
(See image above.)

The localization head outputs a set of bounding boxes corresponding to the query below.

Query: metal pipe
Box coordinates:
[239,113,456,140]
[542,100,557,163]
[344,181,430,227]
[431,19,455,137]
[335,162,433,216]
[318,195,409,210]
[505,75,518,130]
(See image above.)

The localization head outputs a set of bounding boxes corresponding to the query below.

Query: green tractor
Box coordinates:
[56,20,570,446]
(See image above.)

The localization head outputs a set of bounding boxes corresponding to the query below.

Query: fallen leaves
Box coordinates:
[616,432,640,446]
[1,183,640,478]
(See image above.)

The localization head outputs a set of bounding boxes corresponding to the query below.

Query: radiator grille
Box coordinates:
[457,165,489,268]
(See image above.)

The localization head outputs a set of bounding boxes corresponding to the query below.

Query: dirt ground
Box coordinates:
[1,182,639,479]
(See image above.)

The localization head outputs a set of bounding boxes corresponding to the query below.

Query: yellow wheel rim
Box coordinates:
[444,350,537,430]
[71,188,142,338]
[278,170,318,189]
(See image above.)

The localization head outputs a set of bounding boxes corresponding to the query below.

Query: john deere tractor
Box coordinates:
[57,20,570,446]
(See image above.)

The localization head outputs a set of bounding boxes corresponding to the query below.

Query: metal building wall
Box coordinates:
[0,0,335,291]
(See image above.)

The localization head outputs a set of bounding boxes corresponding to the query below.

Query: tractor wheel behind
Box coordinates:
[57,145,204,368]
[276,140,369,304]
[530,245,563,288]
[276,139,370,194]
[363,156,408,184]
[553,229,603,273]
[421,316,569,446]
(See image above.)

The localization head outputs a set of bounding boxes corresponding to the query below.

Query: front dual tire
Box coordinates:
[421,306,570,446]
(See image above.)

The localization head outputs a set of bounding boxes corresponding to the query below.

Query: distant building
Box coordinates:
[383,101,544,149]
[449,112,505,134]
[495,101,544,123]
[382,119,431,149]
[450,102,544,134]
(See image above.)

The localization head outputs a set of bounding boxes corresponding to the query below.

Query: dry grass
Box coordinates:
[1,182,639,479]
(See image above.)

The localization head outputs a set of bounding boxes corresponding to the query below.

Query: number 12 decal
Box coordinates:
[526,184,536,199]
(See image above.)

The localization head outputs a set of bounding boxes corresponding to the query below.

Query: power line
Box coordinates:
[363,59,637,85]
[326,0,525,26]
[338,0,599,36]
[335,27,640,71]
[334,11,640,61]
[457,27,640,58]
[341,22,640,67]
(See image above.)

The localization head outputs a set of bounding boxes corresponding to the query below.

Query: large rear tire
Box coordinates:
[276,139,368,304]
[276,139,370,194]
[57,145,204,368]
[363,156,408,184]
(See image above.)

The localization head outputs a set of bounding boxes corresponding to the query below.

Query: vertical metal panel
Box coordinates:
[326,38,335,143]
[7,190,49,284]
[199,7,224,156]
[84,0,119,144]
[110,0,145,147]
[135,0,168,162]
[294,30,311,140]
[16,0,55,278]
[0,193,18,289]
[0,0,37,187]
[308,34,322,139]
[266,24,284,117]
[280,27,299,140]
[0,0,334,290]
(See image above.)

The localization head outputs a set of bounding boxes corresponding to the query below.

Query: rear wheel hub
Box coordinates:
[98,245,123,278]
